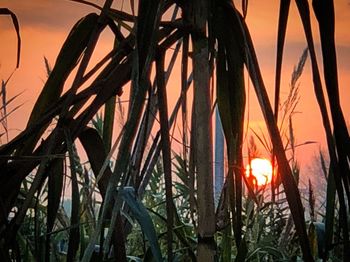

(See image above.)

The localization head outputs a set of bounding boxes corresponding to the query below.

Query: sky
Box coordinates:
[0,0,349,182]
[243,0,350,176]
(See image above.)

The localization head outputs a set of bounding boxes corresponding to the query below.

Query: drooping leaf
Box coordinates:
[312,2,350,250]
[79,127,127,261]
[81,1,165,259]
[20,13,99,154]
[29,13,98,125]
[121,187,162,262]
[11,130,62,230]
[225,2,314,260]
[295,0,350,257]
[0,8,21,68]
[79,127,112,197]
[147,203,197,261]
[46,159,64,260]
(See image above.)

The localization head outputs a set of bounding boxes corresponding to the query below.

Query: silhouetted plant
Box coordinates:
[0,1,349,261]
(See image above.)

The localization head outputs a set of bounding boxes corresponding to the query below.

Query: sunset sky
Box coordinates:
[0,0,349,179]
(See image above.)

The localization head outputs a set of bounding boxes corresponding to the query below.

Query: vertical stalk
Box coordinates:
[214,108,224,207]
[190,0,216,260]
[234,7,314,260]
[273,0,290,211]
[181,33,189,176]
[156,49,173,261]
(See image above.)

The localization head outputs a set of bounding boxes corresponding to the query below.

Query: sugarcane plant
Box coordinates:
[0,0,349,261]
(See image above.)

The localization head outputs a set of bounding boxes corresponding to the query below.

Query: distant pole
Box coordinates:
[214,106,224,207]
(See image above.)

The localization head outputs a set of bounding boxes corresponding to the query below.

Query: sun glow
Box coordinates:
[245,158,273,186]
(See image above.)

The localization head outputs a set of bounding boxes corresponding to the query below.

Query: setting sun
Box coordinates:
[245,158,273,186]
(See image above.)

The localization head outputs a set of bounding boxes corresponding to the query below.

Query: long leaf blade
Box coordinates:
[0,8,21,68]
[121,187,162,262]
[21,13,99,155]
[45,158,64,261]
[224,3,314,260]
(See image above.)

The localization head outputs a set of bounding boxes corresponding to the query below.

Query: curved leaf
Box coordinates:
[0,8,21,68]
[295,0,350,257]
[223,3,314,260]
[21,13,99,154]
[121,187,162,262]
[79,127,127,261]
[79,127,112,197]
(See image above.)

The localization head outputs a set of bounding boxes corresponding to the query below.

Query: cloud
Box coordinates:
[0,0,103,31]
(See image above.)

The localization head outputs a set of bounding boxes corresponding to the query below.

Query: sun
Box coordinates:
[245,158,273,186]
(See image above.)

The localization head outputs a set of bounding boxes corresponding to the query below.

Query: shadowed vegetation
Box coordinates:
[0,0,349,261]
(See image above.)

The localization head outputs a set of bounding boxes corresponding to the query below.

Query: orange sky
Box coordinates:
[243,0,350,174]
[0,0,349,179]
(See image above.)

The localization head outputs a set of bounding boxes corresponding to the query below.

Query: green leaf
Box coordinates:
[325,164,335,257]
[127,256,143,262]
[221,215,232,262]
[235,238,247,262]
[314,222,326,259]
[147,203,197,261]
[308,222,318,259]
[121,187,162,262]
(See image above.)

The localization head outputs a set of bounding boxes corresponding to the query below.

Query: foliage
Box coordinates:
[0,0,349,261]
